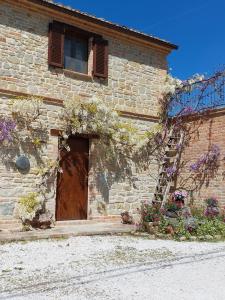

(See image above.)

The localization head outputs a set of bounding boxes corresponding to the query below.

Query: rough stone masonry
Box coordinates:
[0,1,173,223]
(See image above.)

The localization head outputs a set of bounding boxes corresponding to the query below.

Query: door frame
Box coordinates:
[55,134,90,221]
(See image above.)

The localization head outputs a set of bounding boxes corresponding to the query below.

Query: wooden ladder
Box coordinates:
[153,127,185,207]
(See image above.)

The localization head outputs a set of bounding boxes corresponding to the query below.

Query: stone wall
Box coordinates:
[0,2,167,222]
[0,93,158,221]
[0,93,60,220]
[0,2,167,116]
[88,118,159,218]
[178,111,225,207]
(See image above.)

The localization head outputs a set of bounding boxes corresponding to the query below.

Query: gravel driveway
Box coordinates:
[1,235,225,300]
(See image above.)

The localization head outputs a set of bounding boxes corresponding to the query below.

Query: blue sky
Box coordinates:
[59,0,224,80]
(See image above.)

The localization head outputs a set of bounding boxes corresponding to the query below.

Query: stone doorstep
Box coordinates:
[56,216,121,226]
[0,216,120,224]
[0,216,121,230]
[0,222,136,243]
[0,219,21,224]
[0,220,22,231]
[91,215,121,219]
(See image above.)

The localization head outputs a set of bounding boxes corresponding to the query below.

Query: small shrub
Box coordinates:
[204,197,220,218]
[205,197,218,207]
[175,219,192,239]
[138,201,162,223]
[190,205,204,218]
[159,218,191,239]
[164,202,179,212]
[17,192,41,223]
[138,194,225,241]
[195,218,225,237]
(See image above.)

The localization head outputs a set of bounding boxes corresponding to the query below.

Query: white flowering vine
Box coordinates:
[10,96,43,121]
[16,192,42,223]
[61,96,139,150]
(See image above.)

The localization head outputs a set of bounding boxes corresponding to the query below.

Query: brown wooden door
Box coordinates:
[56,136,89,221]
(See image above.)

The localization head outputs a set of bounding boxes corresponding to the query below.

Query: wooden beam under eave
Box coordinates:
[3,0,175,55]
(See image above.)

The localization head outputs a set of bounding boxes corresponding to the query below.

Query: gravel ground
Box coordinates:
[1,235,225,300]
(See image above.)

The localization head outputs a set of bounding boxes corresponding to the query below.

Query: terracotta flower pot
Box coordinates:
[175,200,184,209]
[165,225,175,235]
[153,215,161,222]
[144,221,155,234]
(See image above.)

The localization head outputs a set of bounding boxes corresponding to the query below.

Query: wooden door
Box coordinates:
[56,136,89,221]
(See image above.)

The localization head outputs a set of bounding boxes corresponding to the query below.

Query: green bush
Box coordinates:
[19,192,40,213]
[139,201,162,223]
[158,215,225,240]
[174,219,191,239]
[17,192,41,223]
[159,218,191,239]
[195,218,225,237]
[190,205,204,218]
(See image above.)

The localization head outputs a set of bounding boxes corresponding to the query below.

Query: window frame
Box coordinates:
[48,21,109,79]
[64,32,89,75]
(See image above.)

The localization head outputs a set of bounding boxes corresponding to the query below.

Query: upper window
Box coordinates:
[64,35,88,74]
[48,21,108,79]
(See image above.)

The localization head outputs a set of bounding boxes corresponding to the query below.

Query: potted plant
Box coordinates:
[16,192,53,230]
[138,201,162,233]
[173,190,187,208]
[204,197,220,218]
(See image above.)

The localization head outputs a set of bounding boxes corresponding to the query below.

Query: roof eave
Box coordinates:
[24,0,178,51]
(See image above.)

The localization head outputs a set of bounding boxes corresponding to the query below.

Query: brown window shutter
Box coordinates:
[93,38,108,79]
[48,21,65,68]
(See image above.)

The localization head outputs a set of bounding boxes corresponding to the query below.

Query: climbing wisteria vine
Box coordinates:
[189,144,220,173]
[0,117,16,143]
[155,69,225,197]
[1,69,225,223]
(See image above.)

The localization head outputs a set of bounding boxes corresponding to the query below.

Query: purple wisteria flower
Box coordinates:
[166,166,177,177]
[189,144,220,172]
[0,118,16,142]
[209,144,220,159]
[189,159,204,172]
[176,143,182,150]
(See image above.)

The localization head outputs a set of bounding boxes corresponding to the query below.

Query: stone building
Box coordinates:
[0,0,177,226]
